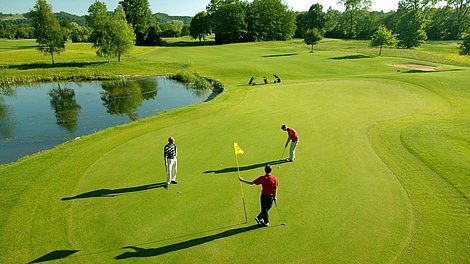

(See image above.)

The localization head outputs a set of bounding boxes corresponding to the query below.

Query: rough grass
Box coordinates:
[0,37,469,263]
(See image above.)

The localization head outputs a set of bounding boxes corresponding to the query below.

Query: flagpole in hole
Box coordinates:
[234,142,248,224]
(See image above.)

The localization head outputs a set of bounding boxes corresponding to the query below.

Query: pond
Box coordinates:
[0,76,213,165]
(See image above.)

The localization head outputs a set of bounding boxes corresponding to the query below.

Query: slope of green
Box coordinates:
[0,38,469,263]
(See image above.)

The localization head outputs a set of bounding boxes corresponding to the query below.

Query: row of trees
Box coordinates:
[299,0,470,54]
[29,0,136,64]
[18,0,470,63]
[190,0,297,44]
[297,0,469,41]
[189,0,469,47]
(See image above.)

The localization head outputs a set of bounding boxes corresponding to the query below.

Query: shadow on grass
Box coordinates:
[330,54,371,60]
[61,182,167,200]
[29,250,79,263]
[115,225,262,259]
[160,40,216,47]
[262,53,298,58]
[7,61,106,70]
[204,160,288,174]
[0,45,36,51]
[401,69,462,74]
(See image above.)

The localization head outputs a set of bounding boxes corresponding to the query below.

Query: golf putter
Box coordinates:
[280,146,287,160]
[274,200,286,226]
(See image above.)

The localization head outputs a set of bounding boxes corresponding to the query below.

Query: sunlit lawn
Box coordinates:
[0,37,469,263]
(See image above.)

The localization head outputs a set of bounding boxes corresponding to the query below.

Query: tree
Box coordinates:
[304,28,323,53]
[87,2,135,62]
[246,0,296,41]
[29,0,66,64]
[446,0,470,38]
[324,7,344,38]
[396,6,427,48]
[370,25,398,55]
[119,0,153,45]
[87,1,113,62]
[399,0,440,10]
[211,0,247,44]
[181,25,190,36]
[160,20,184,37]
[305,4,326,32]
[111,5,136,62]
[146,25,161,46]
[68,22,91,43]
[458,31,470,54]
[337,0,372,38]
[190,11,211,42]
[295,12,308,38]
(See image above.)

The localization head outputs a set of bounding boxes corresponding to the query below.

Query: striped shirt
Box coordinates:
[164,143,177,159]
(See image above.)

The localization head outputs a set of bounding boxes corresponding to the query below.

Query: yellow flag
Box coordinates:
[233,142,244,155]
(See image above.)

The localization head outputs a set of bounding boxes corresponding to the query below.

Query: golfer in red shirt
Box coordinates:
[281,124,299,162]
[239,165,279,226]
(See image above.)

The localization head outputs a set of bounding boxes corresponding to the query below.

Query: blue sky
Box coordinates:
[1,0,401,16]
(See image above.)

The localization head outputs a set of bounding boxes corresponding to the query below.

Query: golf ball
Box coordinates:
[278,166,281,168]
[178,191,181,194]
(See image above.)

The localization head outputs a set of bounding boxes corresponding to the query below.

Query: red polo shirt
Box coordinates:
[287,128,299,142]
[254,174,278,196]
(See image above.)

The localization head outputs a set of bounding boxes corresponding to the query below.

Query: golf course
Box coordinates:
[0,37,469,263]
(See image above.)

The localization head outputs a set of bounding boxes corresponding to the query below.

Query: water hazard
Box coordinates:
[0,76,212,164]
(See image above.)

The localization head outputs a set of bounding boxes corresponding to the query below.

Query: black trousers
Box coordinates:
[257,194,274,224]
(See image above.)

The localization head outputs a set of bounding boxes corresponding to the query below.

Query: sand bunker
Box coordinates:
[393,64,437,71]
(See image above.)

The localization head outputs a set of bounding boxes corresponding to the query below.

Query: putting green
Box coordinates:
[0,39,469,263]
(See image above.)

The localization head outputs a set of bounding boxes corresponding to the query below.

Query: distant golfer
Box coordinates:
[239,165,278,226]
[281,124,299,162]
[164,137,177,186]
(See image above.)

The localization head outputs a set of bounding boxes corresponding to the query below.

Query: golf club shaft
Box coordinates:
[274,200,284,224]
[280,146,287,160]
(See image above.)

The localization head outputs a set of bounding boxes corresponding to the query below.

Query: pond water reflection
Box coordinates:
[0,76,212,164]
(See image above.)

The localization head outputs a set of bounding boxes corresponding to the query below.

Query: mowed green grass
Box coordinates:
[0,38,469,263]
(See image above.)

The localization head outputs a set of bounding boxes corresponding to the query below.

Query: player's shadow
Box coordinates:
[330,54,371,60]
[115,225,262,259]
[204,160,287,174]
[29,250,79,263]
[61,182,167,200]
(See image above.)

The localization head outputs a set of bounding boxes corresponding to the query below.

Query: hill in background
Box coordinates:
[1,12,192,26]
[154,12,192,24]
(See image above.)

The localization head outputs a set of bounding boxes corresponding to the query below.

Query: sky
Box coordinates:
[0,0,401,16]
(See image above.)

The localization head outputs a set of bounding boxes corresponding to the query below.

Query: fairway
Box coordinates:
[0,38,469,263]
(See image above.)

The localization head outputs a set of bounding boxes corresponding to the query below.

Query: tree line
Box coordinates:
[7,0,470,64]
[190,0,469,44]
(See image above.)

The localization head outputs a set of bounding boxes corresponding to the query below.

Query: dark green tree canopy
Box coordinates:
[246,0,296,41]
[338,0,372,37]
[306,4,326,31]
[209,0,296,44]
[445,0,470,38]
[396,6,427,48]
[458,31,470,55]
[190,11,211,42]
[211,0,247,44]
[119,0,153,45]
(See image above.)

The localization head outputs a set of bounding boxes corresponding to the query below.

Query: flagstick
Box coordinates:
[235,152,248,224]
